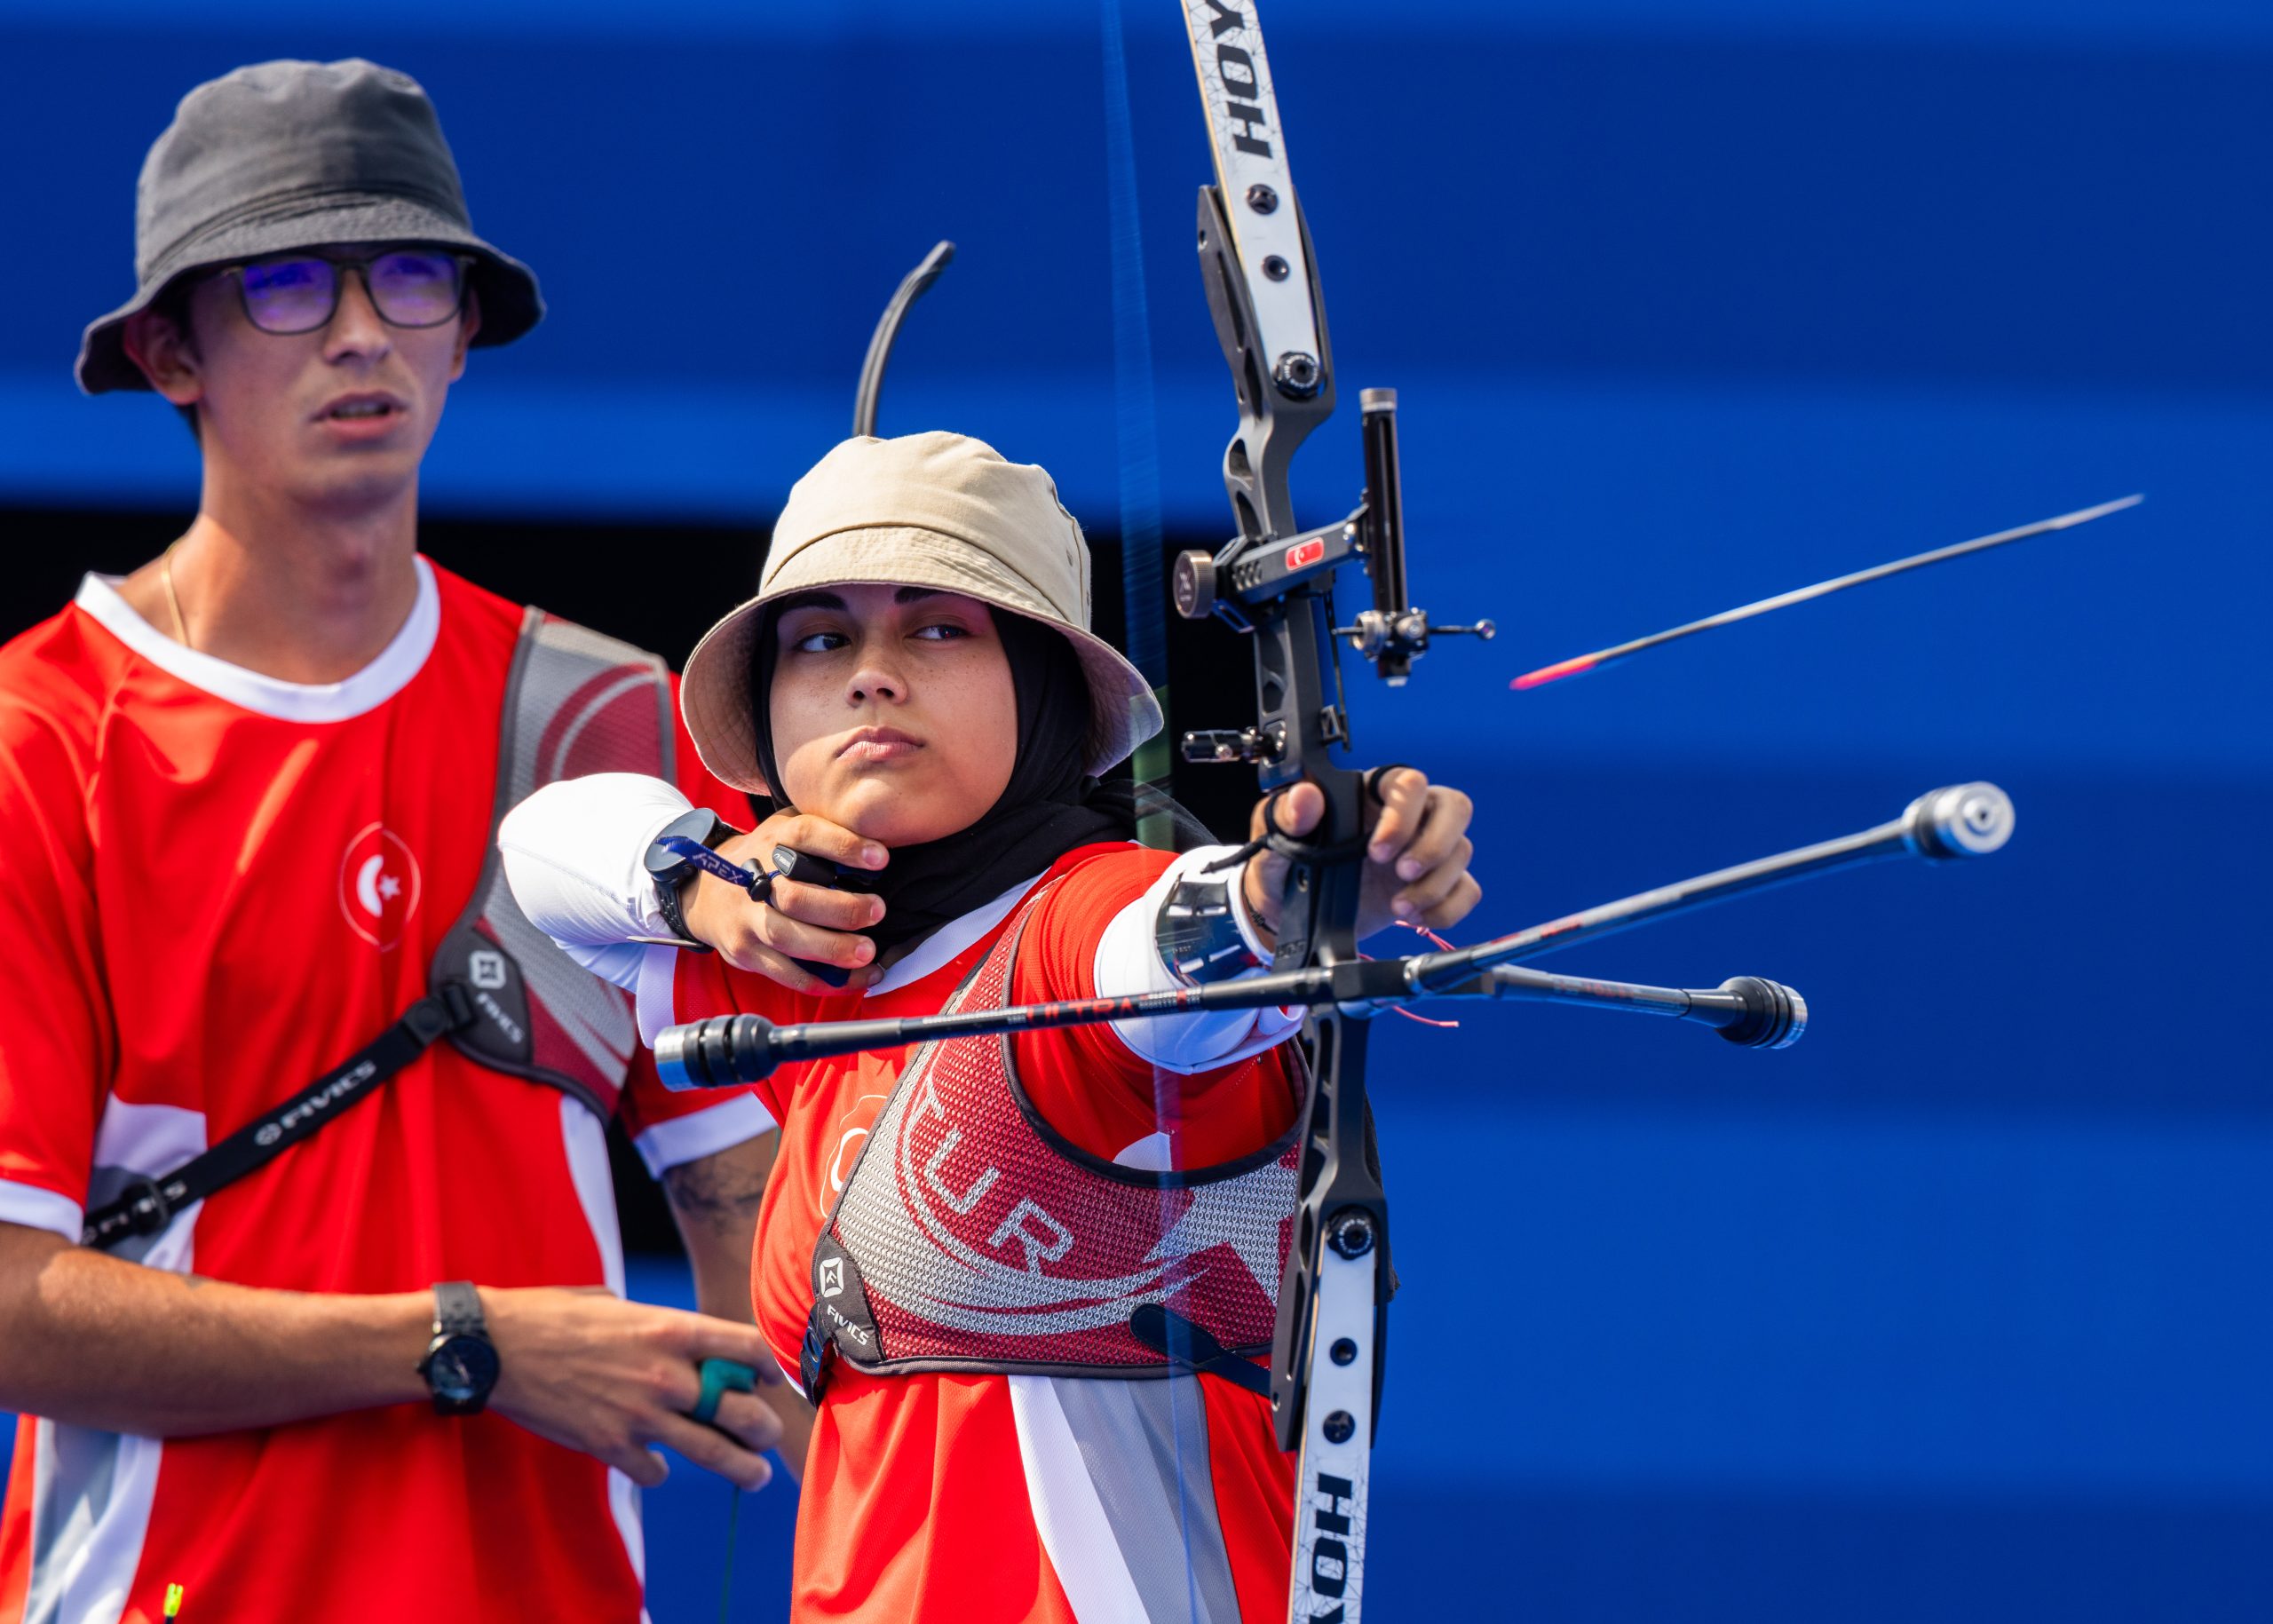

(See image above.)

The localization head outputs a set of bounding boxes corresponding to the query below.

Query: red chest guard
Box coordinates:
[804,878,1302,1392]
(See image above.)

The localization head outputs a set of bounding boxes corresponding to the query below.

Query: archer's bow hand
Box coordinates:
[1240,768,1481,946]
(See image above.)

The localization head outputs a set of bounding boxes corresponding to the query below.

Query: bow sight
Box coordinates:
[1173,382,1497,765]
[1168,290,1496,765]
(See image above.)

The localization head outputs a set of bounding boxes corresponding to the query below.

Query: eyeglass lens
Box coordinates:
[239,252,466,334]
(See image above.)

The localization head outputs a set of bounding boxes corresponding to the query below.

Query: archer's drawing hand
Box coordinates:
[682,812,891,992]
[485,1286,788,1490]
[1240,768,1480,945]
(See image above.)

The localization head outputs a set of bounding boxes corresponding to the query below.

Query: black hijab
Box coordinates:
[749,602,1207,954]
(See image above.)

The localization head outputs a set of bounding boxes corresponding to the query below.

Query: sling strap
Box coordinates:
[81,606,676,1252]
[82,987,474,1248]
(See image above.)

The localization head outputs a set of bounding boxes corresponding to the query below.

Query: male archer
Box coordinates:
[0,59,800,1621]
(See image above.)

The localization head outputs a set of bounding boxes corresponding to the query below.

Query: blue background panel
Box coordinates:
[1,0,2268,1619]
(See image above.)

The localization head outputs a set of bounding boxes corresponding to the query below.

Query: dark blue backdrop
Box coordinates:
[3,0,2269,1619]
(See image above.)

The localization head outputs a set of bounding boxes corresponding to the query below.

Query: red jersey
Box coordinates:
[655,843,1303,1621]
[0,560,762,1623]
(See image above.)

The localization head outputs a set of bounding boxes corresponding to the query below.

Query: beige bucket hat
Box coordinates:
[681,432,1163,795]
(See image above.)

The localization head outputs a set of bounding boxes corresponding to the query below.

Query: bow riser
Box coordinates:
[1194,183,1335,556]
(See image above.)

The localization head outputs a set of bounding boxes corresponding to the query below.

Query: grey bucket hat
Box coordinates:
[76,58,543,395]
[682,432,1163,795]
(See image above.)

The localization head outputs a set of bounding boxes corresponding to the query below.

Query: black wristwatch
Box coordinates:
[643,808,738,950]
[417,1280,500,1416]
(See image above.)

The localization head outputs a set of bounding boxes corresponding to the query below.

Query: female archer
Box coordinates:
[500,430,1481,1620]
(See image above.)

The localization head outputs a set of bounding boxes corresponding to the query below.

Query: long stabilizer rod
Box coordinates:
[1403,782,2013,994]
[1513,496,2141,690]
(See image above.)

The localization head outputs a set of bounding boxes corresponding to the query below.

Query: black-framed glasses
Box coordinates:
[221,250,473,336]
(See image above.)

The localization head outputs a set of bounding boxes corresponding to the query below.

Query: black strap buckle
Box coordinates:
[422,983,478,1035]
[1129,1303,1273,1398]
[798,1306,836,1403]
[115,1175,174,1239]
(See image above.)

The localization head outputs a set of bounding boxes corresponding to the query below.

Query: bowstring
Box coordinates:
[717,1484,741,1624]
[1098,0,1171,809]
[1099,0,1211,1614]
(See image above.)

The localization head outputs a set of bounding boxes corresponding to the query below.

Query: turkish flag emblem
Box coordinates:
[337,823,424,950]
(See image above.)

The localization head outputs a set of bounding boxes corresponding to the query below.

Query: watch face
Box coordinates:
[646,809,725,880]
[428,1335,500,1403]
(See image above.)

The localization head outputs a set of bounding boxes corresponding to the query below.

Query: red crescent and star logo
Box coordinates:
[337,823,423,950]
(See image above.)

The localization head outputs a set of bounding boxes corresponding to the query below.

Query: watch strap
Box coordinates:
[645,810,736,952]
[433,1279,485,1338]
[423,1281,497,1417]
[651,861,712,952]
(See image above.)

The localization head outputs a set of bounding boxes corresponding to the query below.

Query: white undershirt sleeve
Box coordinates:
[497,772,695,989]
[0,1178,84,1241]
[1091,844,1303,1074]
[633,942,684,1049]
[554,943,646,993]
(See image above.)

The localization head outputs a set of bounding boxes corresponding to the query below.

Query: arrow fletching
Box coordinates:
[1512,494,2143,691]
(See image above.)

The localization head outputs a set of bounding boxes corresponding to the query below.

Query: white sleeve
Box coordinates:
[634,941,685,1049]
[629,1095,779,1177]
[558,942,652,994]
[498,772,694,956]
[0,1178,83,1241]
[1091,844,1303,1074]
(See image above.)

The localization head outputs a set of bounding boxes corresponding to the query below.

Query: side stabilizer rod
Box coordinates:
[1485,967,1806,1050]
[653,962,1803,1090]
